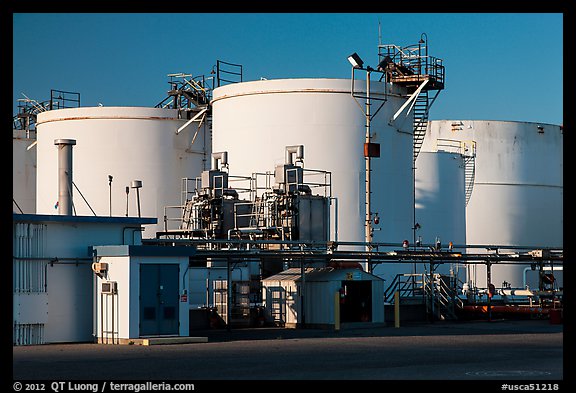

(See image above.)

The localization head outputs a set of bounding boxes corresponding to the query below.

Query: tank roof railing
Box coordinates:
[436,138,477,157]
[378,39,445,90]
[13,90,81,133]
[156,73,214,110]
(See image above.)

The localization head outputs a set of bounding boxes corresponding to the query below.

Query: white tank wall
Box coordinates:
[211,78,414,284]
[13,129,37,214]
[35,107,210,237]
[414,151,466,277]
[422,120,563,288]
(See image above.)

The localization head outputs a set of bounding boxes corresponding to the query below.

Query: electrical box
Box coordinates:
[101,281,117,294]
[364,142,381,157]
[201,170,229,195]
[275,164,303,193]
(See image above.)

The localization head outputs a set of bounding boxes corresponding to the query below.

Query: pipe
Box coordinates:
[462,305,549,315]
[364,69,372,262]
[523,266,563,288]
[54,139,76,215]
[131,180,142,218]
[143,237,562,251]
[211,151,228,170]
[227,228,264,240]
[500,289,534,297]
[285,145,304,165]
[330,197,338,242]
[125,186,130,216]
[226,257,232,331]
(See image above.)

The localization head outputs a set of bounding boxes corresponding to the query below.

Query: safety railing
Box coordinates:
[384,273,426,303]
[216,60,243,87]
[378,43,445,87]
[436,138,476,157]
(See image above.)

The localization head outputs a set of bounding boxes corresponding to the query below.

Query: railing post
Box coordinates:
[394,291,400,328]
[334,292,340,331]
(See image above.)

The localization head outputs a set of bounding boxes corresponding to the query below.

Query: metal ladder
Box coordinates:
[248,199,265,228]
[180,200,194,230]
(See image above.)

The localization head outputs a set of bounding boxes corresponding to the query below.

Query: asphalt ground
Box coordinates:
[12,319,566,387]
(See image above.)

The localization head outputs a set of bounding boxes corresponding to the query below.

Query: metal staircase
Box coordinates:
[424,274,463,320]
[436,138,477,206]
[155,73,212,110]
[463,141,477,206]
[384,273,426,303]
[180,200,194,231]
[413,90,429,162]
[385,273,464,321]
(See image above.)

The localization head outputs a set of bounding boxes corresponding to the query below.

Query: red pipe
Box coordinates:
[462,305,553,314]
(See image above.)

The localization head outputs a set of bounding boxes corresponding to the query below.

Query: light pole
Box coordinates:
[348,53,384,269]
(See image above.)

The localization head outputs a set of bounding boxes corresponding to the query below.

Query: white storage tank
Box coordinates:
[35,107,210,237]
[211,78,415,282]
[421,120,563,289]
[414,150,467,277]
[13,129,37,214]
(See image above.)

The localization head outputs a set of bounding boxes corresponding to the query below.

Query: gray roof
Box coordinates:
[263,267,383,283]
[13,213,157,225]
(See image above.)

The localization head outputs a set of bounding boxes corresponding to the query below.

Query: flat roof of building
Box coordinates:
[13,213,157,225]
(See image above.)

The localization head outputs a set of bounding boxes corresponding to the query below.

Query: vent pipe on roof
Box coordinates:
[54,139,76,215]
[211,151,228,170]
[285,145,304,165]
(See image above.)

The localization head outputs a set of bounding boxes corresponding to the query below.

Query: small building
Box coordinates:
[13,213,155,345]
[262,267,385,329]
[92,245,195,343]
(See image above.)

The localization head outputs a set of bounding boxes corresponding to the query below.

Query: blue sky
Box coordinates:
[13,13,563,125]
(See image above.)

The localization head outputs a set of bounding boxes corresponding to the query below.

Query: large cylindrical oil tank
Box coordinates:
[414,150,466,278]
[13,129,37,214]
[211,78,415,282]
[421,120,563,289]
[35,107,210,237]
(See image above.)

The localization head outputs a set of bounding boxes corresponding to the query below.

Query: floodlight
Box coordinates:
[347,52,364,69]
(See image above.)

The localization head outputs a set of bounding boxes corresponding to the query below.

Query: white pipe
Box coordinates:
[543,266,563,271]
[522,265,563,288]
[285,145,304,165]
[176,107,207,134]
[228,228,264,239]
[500,289,534,297]
[211,151,228,170]
[330,197,338,242]
[389,79,429,124]
[54,139,76,216]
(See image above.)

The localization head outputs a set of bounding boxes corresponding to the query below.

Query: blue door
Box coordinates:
[140,264,180,336]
